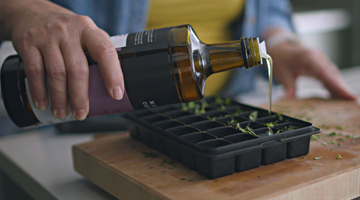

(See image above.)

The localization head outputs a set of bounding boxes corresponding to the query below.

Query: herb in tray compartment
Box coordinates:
[276,113,283,121]
[235,123,259,137]
[281,125,298,132]
[224,98,232,107]
[227,118,238,126]
[264,121,278,127]
[249,111,258,121]
[233,107,244,115]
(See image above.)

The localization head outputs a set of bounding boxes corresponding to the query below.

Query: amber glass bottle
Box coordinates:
[1,24,264,128]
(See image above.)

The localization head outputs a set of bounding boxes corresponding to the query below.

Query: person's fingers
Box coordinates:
[82,28,124,100]
[61,40,89,120]
[274,64,297,98]
[21,46,48,110]
[41,43,68,119]
[313,62,358,100]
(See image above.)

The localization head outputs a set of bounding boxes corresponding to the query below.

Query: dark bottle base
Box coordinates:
[1,56,39,128]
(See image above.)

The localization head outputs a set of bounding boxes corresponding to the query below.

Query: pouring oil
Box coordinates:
[261,52,273,115]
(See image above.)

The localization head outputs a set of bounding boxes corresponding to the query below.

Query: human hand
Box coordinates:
[266,32,358,100]
[1,0,124,120]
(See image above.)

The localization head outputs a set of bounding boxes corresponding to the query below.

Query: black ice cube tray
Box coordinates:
[124,97,321,179]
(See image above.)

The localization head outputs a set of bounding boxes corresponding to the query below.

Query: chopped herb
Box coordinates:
[235,123,259,137]
[207,116,216,121]
[336,154,342,159]
[313,156,322,160]
[143,152,158,158]
[275,130,281,134]
[215,179,219,182]
[346,135,351,138]
[227,118,238,126]
[224,98,232,107]
[302,157,306,159]
[162,157,177,165]
[218,105,227,111]
[329,140,336,144]
[281,125,298,132]
[249,111,258,121]
[338,143,342,146]
[180,178,187,180]
[264,121,278,127]
[321,142,327,146]
[131,145,137,149]
[337,138,345,142]
[188,179,194,182]
[348,135,360,139]
[336,126,345,130]
[330,149,333,151]
[306,117,312,121]
[187,102,197,110]
[311,135,320,141]
[321,124,330,129]
[276,113,283,121]
[181,103,189,111]
[328,132,337,136]
[234,107,244,115]
[149,167,154,169]
[215,96,224,104]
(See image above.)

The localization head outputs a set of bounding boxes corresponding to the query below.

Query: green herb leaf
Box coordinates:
[276,113,283,121]
[249,111,258,121]
[321,142,327,146]
[275,130,281,134]
[215,96,224,104]
[313,156,322,160]
[218,105,227,111]
[188,179,194,182]
[180,178,187,180]
[338,143,342,146]
[302,157,306,159]
[234,107,244,115]
[264,121,278,128]
[143,152,158,158]
[224,98,232,107]
[227,118,238,126]
[328,132,337,136]
[336,126,345,130]
[311,135,320,141]
[336,154,342,159]
[337,138,345,142]
[181,103,189,111]
[329,140,336,144]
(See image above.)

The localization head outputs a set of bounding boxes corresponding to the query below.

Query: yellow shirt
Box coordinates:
[146,0,245,96]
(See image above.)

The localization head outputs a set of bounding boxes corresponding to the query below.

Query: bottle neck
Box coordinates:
[202,38,262,77]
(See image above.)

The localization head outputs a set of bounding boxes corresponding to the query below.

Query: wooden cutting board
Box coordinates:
[72,98,360,200]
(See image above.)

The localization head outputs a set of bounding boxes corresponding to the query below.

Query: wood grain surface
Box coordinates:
[73,98,360,200]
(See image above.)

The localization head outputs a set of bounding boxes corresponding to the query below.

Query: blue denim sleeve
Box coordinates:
[221,0,295,98]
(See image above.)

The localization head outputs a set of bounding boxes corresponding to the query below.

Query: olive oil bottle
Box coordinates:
[1,24,265,128]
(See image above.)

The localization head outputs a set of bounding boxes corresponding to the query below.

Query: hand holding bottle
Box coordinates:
[265,29,358,100]
[0,0,124,120]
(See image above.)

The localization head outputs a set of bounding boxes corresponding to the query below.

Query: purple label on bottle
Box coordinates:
[88,63,134,117]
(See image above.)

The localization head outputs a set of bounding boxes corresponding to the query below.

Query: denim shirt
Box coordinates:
[51,0,295,97]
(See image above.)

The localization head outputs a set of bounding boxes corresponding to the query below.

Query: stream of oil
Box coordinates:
[261,52,273,115]
[261,53,274,136]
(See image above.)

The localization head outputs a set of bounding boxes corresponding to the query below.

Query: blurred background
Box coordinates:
[1,0,360,124]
